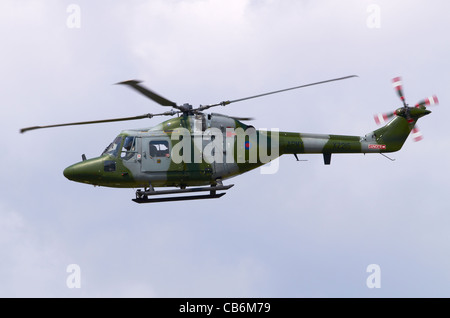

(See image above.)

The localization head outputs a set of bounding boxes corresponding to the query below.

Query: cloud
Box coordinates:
[0,202,66,296]
[2,0,450,297]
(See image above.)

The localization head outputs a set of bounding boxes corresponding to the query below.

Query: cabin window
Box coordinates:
[149,140,170,157]
[121,136,136,160]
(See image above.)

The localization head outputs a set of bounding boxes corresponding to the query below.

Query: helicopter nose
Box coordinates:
[63,157,104,184]
[63,166,75,180]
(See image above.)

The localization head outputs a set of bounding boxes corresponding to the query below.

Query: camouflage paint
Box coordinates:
[63,108,430,188]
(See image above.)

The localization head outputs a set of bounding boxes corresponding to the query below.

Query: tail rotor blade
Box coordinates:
[415,95,439,108]
[392,77,407,106]
[374,111,395,125]
[411,126,423,142]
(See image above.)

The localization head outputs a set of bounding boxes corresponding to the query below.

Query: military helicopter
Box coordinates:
[20,76,438,203]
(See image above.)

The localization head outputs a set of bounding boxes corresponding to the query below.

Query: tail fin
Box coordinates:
[368,107,431,152]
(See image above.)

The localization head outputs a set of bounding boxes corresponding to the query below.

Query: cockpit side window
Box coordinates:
[149,140,170,157]
[120,136,136,160]
[102,136,123,157]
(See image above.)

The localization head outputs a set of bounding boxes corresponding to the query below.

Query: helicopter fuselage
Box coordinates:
[62,110,424,189]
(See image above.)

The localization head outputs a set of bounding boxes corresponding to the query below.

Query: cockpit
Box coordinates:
[102,136,122,157]
[101,135,136,160]
[121,136,136,160]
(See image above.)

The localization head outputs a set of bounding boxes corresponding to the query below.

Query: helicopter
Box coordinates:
[20,76,438,203]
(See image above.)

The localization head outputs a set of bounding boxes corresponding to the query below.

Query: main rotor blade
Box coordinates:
[230,116,254,121]
[116,80,179,108]
[19,112,175,133]
[204,75,358,109]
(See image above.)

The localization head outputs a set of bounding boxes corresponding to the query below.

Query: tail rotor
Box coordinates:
[373,77,438,142]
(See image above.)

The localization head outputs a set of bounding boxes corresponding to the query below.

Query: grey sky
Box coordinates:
[2,0,450,297]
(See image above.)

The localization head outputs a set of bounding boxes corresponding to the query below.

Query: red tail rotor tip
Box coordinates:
[411,127,423,142]
[374,113,389,125]
[392,77,403,91]
[430,95,439,105]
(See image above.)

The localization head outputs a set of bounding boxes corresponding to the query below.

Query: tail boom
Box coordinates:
[279,116,418,164]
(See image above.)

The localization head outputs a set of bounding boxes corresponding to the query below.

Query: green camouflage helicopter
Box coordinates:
[20,76,438,203]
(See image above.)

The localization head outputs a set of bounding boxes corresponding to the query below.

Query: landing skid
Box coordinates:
[132,184,234,204]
